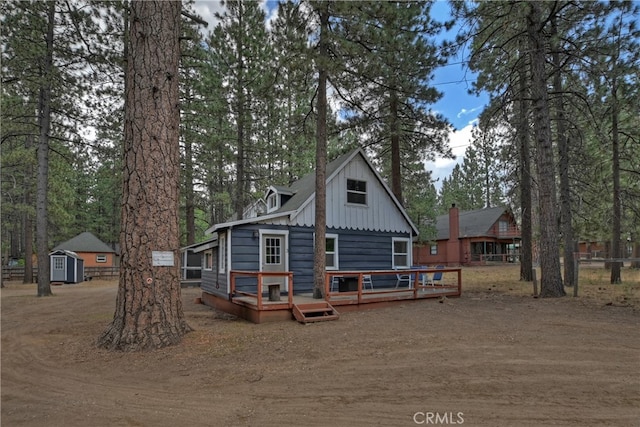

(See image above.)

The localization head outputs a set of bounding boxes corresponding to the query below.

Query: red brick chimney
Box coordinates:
[447,204,461,265]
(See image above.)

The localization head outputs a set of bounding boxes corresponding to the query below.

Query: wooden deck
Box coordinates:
[200,268,462,323]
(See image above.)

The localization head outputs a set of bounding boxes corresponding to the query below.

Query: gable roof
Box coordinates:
[53,232,116,253]
[436,206,512,240]
[205,148,418,236]
[49,249,81,259]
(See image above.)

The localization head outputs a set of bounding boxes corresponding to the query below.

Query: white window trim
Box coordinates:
[203,250,213,271]
[267,193,278,213]
[219,233,227,273]
[96,254,107,263]
[392,237,411,269]
[346,178,368,206]
[326,233,339,270]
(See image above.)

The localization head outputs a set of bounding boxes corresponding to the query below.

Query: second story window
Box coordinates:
[267,193,278,212]
[347,179,367,205]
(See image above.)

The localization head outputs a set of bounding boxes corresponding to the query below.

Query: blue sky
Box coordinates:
[427,1,489,187]
[192,0,488,189]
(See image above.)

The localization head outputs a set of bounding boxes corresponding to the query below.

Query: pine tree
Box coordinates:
[98,0,191,351]
[329,1,452,205]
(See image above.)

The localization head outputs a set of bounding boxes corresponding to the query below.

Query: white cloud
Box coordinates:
[425,123,475,190]
[456,106,483,119]
[192,1,223,36]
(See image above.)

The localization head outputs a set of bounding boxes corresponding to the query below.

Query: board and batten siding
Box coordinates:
[291,154,411,234]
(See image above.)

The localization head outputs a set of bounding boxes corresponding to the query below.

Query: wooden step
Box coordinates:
[292,302,339,324]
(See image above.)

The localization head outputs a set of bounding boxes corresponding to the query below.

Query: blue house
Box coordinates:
[197,148,419,300]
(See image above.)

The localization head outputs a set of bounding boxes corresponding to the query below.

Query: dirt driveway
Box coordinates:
[2,266,639,426]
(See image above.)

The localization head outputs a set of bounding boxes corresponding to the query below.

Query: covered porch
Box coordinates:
[199,267,462,323]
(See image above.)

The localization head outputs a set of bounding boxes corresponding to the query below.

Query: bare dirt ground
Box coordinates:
[2,265,639,427]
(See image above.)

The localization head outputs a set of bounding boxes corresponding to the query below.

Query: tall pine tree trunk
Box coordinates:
[24,134,34,284]
[551,16,576,287]
[36,1,55,297]
[390,90,403,205]
[610,79,622,284]
[313,3,329,299]
[234,2,246,220]
[98,0,191,351]
[526,1,564,297]
[517,39,533,282]
[183,91,196,246]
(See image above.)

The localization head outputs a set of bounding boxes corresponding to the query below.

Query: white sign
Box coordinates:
[152,251,174,267]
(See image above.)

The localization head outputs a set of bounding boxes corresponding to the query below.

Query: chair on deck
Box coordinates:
[417,266,432,285]
[330,275,341,292]
[395,270,412,288]
[430,265,444,285]
[362,274,373,290]
[331,274,373,291]
[396,266,428,289]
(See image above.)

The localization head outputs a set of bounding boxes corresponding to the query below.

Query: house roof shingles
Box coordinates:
[436,206,511,240]
[204,147,418,236]
[272,149,353,215]
[53,232,115,253]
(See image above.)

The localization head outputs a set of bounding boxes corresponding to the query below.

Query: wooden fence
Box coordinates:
[2,266,119,283]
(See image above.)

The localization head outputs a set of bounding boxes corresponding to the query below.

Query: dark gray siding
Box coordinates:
[202,224,411,295]
[200,246,225,297]
[289,226,314,291]
[231,228,260,271]
[289,226,410,293]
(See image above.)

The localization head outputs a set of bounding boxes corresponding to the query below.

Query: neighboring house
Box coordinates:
[414,205,521,266]
[196,148,419,298]
[179,242,204,282]
[49,250,84,283]
[577,241,607,259]
[52,232,117,267]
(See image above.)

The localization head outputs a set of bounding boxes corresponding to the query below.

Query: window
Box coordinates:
[53,257,64,270]
[264,237,281,265]
[203,250,213,270]
[347,179,367,205]
[325,234,338,270]
[267,193,278,212]
[219,233,227,272]
[392,238,410,268]
[499,220,509,233]
[430,244,438,255]
[96,254,107,263]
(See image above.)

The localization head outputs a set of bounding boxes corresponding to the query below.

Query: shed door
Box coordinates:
[260,234,288,291]
[51,256,66,281]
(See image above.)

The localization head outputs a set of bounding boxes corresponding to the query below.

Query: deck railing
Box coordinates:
[229,270,294,310]
[325,267,461,304]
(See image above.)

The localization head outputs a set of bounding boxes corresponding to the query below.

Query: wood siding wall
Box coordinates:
[77,252,116,268]
[201,225,412,295]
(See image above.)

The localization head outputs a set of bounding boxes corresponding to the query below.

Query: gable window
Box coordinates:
[96,254,107,263]
[499,220,508,233]
[267,193,278,213]
[392,238,410,269]
[219,233,227,272]
[347,179,367,205]
[430,244,438,255]
[325,234,339,270]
